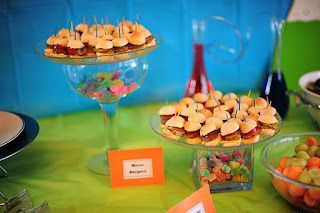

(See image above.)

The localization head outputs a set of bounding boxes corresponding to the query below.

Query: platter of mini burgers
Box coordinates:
[150,91,282,150]
[35,18,161,65]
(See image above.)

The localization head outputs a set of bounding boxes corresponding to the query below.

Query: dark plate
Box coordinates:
[0,113,39,161]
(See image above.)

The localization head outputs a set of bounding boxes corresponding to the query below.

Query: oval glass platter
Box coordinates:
[150,113,282,151]
[34,35,162,65]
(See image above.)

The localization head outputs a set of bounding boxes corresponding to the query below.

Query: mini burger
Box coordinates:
[257,114,279,136]
[67,39,87,58]
[231,110,248,121]
[127,31,146,50]
[58,29,80,39]
[240,119,260,144]
[113,25,130,38]
[220,120,241,146]
[200,123,221,146]
[213,110,231,121]
[201,109,213,118]
[205,99,219,111]
[222,93,238,103]
[183,121,202,144]
[224,99,238,109]
[104,24,115,35]
[210,90,223,101]
[213,105,229,113]
[45,34,60,56]
[112,37,129,53]
[188,112,206,124]
[260,106,277,116]
[95,39,114,56]
[179,97,194,106]
[52,37,69,57]
[194,93,209,104]
[248,106,261,115]
[122,20,133,27]
[255,97,268,110]
[240,95,254,107]
[180,107,196,120]
[158,105,176,127]
[188,103,204,112]
[247,114,259,122]
[205,117,223,129]
[76,23,88,35]
[162,116,185,140]
[233,103,249,112]
[86,36,99,56]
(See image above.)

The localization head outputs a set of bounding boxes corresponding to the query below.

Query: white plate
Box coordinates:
[0,111,25,147]
[298,70,320,105]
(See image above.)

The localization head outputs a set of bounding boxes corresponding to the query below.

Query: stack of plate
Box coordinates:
[0,111,39,161]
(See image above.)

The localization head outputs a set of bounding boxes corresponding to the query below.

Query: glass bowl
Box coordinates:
[261,132,320,212]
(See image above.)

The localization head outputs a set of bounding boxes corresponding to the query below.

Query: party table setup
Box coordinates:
[1,0,320,212]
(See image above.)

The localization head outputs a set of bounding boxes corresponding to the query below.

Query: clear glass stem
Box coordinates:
[99,102,119,152]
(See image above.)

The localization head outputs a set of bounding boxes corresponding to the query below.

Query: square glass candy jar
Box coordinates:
[194,146,254,193]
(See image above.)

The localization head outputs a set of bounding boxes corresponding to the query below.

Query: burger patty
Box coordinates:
[47,44,54,49]
[86,45,96,55]
[222,130,241,141]
[168,126,185,136]
[201,130,219,142]
[160,114,174,124]
[114,46,129,53]
[258,122,279,130]
[184,130,200,138]
[95,48,114,54]
[68,47,87,56]
[241,127,259,139]
[128,43,144,50]
[145,36,154,44]
[53,45,68,55]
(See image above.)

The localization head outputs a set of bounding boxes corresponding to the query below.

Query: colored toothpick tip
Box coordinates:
[83,16,86,24]
[106,16,109,25]
[101,17,104,25]
[248,90,251,98]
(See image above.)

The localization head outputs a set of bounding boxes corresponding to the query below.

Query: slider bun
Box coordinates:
[222,93,238,103]
[202,134,221,146]
[180,107,196,117]
[53,37,68,46]
[67,39,85,48]
[240,119,257,134]
[112,38,128,47]
[213,110,230,121]
[247,114,259,122]
[95,40,113,49]
[240,96,254,107]
[221,121,239,136]
[201,109,212,118]
[248,106,261,115]
[231,110,248,120]
[194,93,209,103]
[162,128,180,140]
[88,37,99,47]
[104,24,115,33]
[200,123,216,136]
[205,99,219,108]
[260,128,275,136]
[188,112,206,123]
[185,137,201,144]
[229,118,242,126]
[81,33,91,43]
[104,34,113,41]
[260,107,276,116]
[221,138,241,147]
[47,35,60,45]
[211,90,222,100]
[130,24,145,32]
[58,28,71,37]
[122,20,133,27]
[225,99,238,108]
[242,135,260,144]
[255,97,268,109]
[205,117,223,129]
[233,103,249,112]
[213,105,229,112]
[258,114,278,124]
[188,103,204,111]
[44,48,53,56]
[158,105,176,115]
[165,116,185,128]
[128,31,146,45]
[76,23,88,32]
[184,121,201,132]
[179,97,194,106]
[146,39,156,47]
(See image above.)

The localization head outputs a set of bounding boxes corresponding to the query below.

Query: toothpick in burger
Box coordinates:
[255,97,268,110]
[180,107,196,121]
[205,98,219,111]
[52,37,69,58]
[210,90,223,101]
[127,31,146,50]
[205,117,223,129]
[179,97,194,106]
[45,34,60,56]
[260,105,276,116]
[162,116,185,140]
[112,37,129,53]
[240,119,260,144]
[222,93,238,103]
[95,39,114,56]
[200,123,221,146]
[220,120,241,147]
[76,23,88,35]
[213,110,231,122]
[258,114,279,136]
[188,112,206,124]
[194,93,209,104]
[183,121,202,144]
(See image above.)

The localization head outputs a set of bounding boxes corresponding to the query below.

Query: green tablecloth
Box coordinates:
[0,103,317,212]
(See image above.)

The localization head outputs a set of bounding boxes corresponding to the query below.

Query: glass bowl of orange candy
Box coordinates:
[261,132,320,212]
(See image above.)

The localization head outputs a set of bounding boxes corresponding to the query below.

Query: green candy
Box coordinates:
[231,168,240,176]
[102,79,112,88]
[221,165,231,173]
[200,169,210,177]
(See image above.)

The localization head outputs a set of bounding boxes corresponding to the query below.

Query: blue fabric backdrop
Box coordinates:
[0,0,292,117]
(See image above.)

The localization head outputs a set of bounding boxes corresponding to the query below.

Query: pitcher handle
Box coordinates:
[206,16,245,63]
